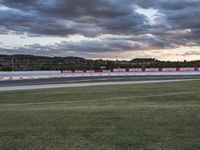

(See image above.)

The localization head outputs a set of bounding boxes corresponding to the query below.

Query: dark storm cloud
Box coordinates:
[134,0,200,10]
[135,0,200,31]
[0,4,100,36]
[1,0,132,18]
[0,0,200,56]
[134,0,200,50]
[0,0,148,37]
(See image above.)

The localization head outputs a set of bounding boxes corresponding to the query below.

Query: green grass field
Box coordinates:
[0,80,200,150]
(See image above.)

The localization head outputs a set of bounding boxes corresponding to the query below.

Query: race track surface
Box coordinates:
[1,75,200,87]
[0,78,200,92]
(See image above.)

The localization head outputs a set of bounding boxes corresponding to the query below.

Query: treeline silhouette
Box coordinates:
[0,55,200,71]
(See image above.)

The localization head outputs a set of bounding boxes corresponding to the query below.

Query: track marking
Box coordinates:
[0,91,197,106]
[0,78,200,91]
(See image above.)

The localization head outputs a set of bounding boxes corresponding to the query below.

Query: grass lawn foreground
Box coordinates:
[0,80,200,150]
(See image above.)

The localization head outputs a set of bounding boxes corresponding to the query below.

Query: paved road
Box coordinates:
[0,75,199,87]
[0,78,199,92]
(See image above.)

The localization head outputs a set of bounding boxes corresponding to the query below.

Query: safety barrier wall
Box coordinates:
[1,67,199,76]
[1,68,200,81]
[0,71,62,81]
[0,71,61,75]
[63,67,200,73]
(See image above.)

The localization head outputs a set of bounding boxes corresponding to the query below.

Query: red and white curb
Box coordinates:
[1,72,200,81]
[0,75,66,81]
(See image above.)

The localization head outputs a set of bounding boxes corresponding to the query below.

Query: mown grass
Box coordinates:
[0,80,200,150]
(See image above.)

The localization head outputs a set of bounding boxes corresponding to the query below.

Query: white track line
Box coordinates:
[0,78,200,92]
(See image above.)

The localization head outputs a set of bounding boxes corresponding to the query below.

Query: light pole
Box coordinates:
[115,56,119,68]
[59,62,63,73]
[11,57,14,71]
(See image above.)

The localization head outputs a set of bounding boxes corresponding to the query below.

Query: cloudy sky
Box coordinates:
[0,0,200,60]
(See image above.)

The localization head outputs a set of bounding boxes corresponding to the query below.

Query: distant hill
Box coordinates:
[0,55,200,71]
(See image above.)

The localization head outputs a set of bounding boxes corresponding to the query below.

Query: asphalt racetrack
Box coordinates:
[0,75,200,91]
[0,75,199,87]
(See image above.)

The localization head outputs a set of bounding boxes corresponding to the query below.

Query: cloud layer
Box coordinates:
[0,0,200,59]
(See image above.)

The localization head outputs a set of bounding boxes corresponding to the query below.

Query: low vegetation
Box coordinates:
[1,54,200,71]
[0,80,200,149]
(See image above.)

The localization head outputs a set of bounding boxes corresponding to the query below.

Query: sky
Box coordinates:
[0,0,200,61]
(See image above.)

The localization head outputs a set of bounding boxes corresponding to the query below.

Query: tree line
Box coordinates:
[0,55,200,71]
